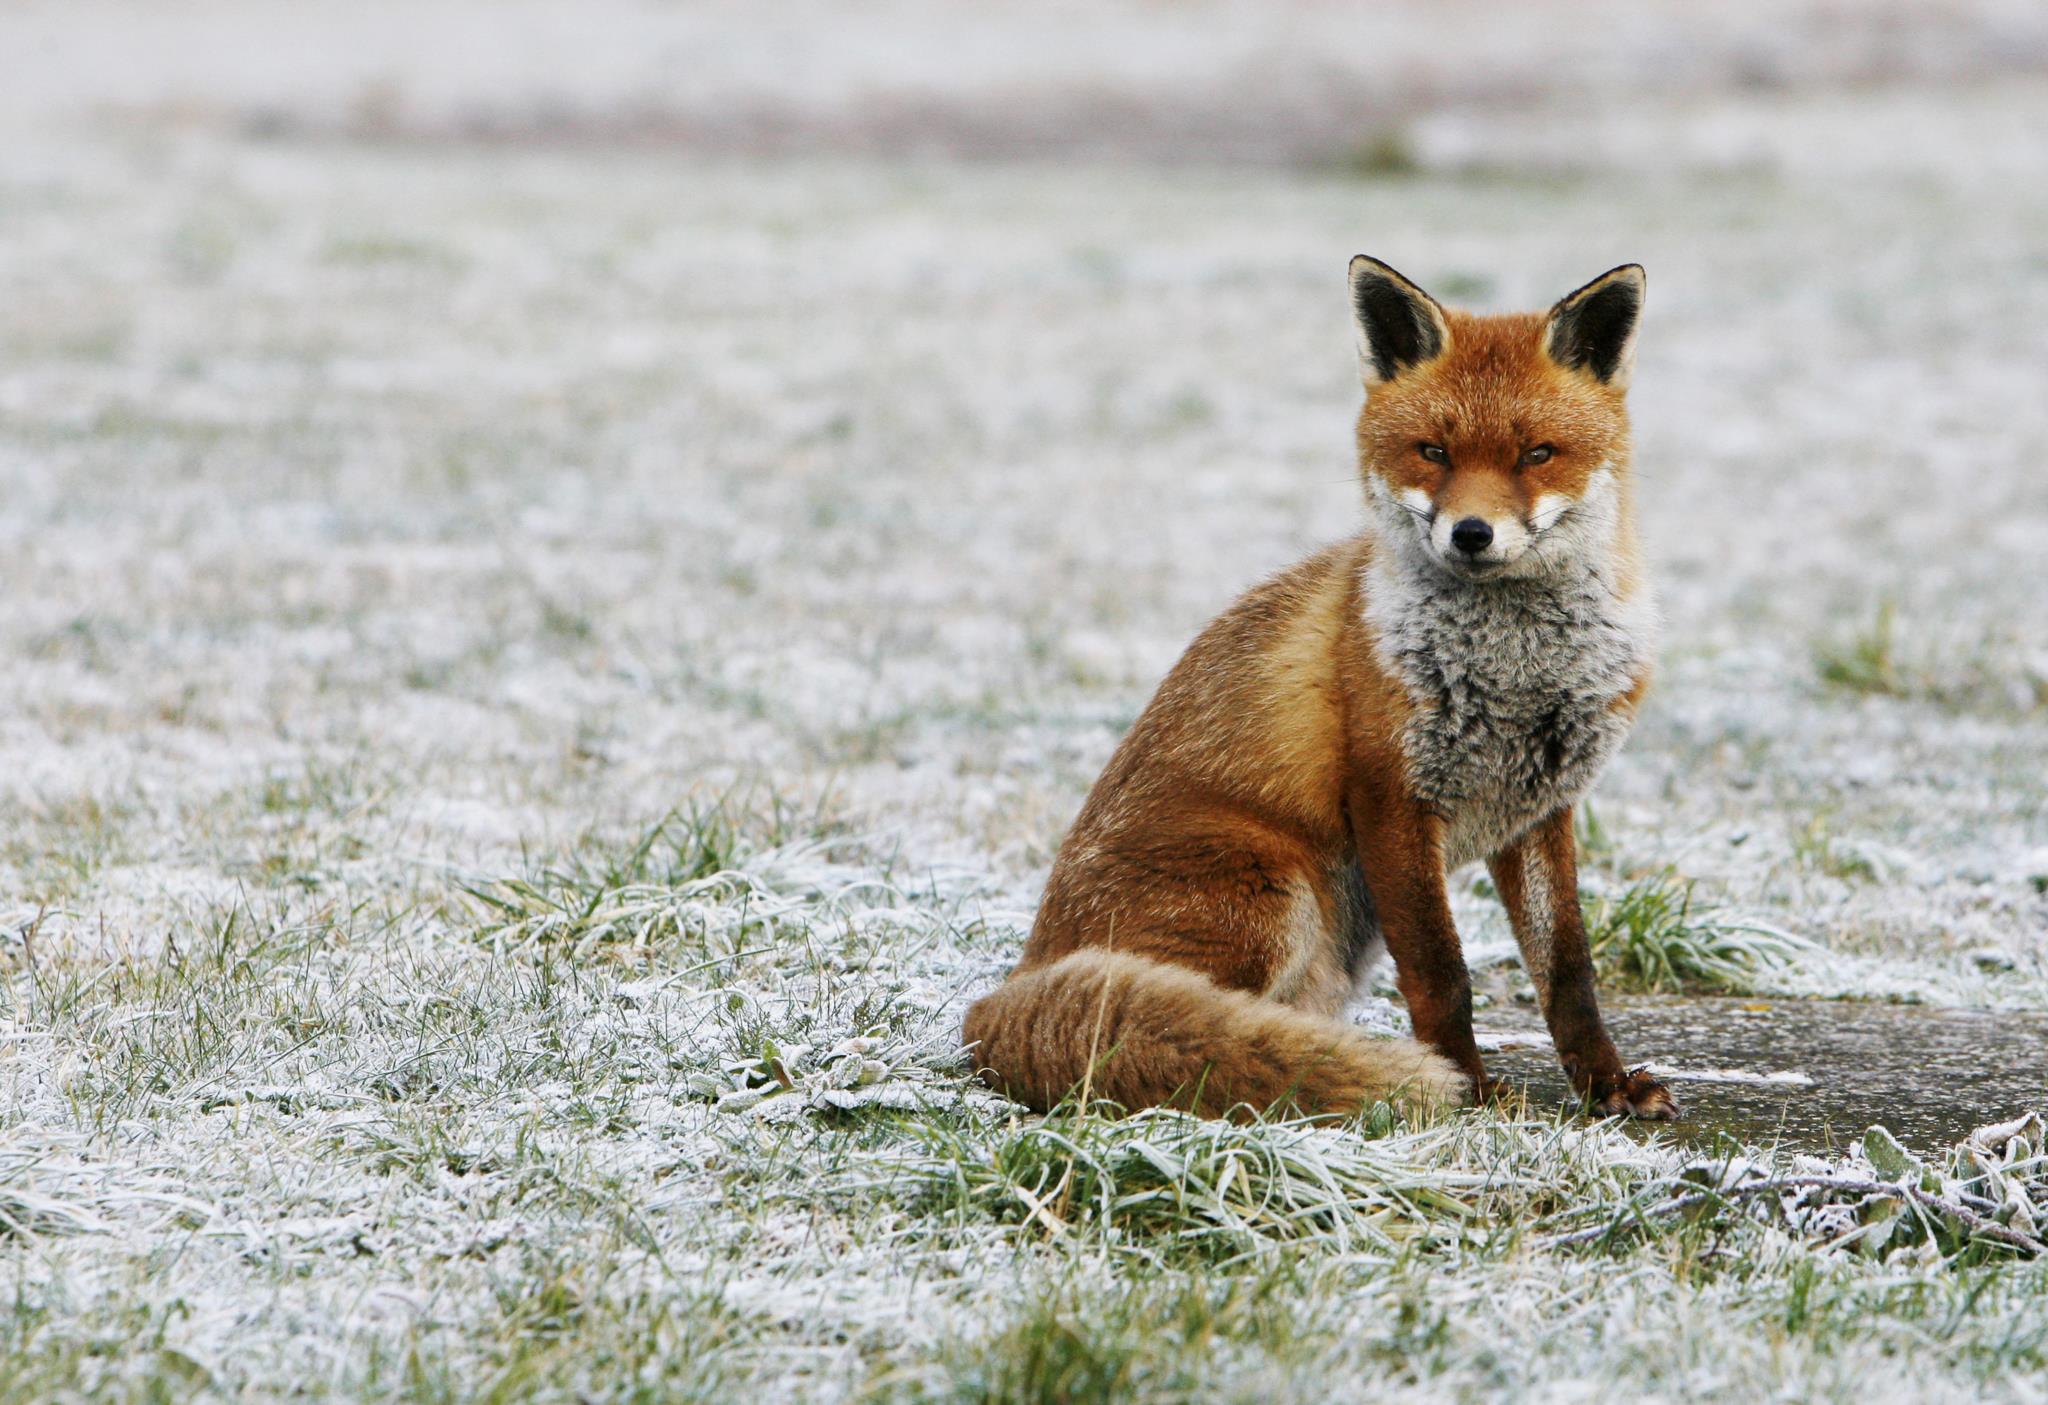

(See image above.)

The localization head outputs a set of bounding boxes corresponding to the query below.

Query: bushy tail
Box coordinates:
[962,950,1466,1119]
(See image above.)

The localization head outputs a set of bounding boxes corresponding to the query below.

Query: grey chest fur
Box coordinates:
[1368,559,1654,868]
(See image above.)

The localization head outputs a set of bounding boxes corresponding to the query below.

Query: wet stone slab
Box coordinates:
[1477,995,2048,1153]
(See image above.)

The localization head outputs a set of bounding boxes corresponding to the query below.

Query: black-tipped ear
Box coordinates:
[1348,256,1451,385]
[1545,265,1645,386]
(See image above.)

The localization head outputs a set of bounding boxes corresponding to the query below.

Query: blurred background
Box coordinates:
[2,1,2045,970]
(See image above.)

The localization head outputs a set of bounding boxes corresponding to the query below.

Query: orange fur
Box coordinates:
[963,261,1674,1122]
[962,950,1460,1118]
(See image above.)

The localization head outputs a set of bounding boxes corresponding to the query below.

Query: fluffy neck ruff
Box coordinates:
[1361,469,1658,861]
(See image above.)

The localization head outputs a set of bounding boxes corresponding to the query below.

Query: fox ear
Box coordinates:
[1348,256,1451,385]
[1545,265,1645,387]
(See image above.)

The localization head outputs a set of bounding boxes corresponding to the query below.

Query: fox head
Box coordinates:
[1349,257,1645,583]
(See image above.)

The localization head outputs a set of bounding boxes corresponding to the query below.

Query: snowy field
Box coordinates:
[3,4,2048,1400]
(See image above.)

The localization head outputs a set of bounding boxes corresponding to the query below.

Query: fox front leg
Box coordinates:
[1351,798,1491,1099]
[1488,808,1678,1120]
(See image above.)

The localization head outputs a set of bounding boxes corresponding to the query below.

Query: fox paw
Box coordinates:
[1589,1067,1680,1121]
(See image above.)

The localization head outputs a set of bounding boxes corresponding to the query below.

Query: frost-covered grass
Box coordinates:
[4,805,2046,1401]
[1584,868,1815,995]
[3,4,2048,1399]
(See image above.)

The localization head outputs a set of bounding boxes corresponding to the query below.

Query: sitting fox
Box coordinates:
[965,258,1677,1122]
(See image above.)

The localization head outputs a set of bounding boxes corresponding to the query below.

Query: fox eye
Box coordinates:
[1520,444,1555,466]
[1417,443,1450,465]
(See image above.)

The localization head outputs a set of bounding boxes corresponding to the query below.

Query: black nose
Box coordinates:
[1450,517,1493,555]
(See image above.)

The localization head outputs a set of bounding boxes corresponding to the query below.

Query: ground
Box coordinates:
[2,5,2047,1402]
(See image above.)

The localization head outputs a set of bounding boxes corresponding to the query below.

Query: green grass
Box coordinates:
[889,1101,1450,1265]
[1328,128,1423,179]
[1584,868,1816,994]
[1816,598,1903,697]
[1791,813,1883,883]
[879,1267,1344,1404]
[866,1107,2048,1403]
[1816,602,2048,715]
[456,790,851,962]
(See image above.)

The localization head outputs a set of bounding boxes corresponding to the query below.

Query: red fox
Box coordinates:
[964,258,1678,1122]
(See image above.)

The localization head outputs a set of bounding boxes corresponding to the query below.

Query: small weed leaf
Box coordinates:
[1584,868,1816,995]
[1816,598,1903,697]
